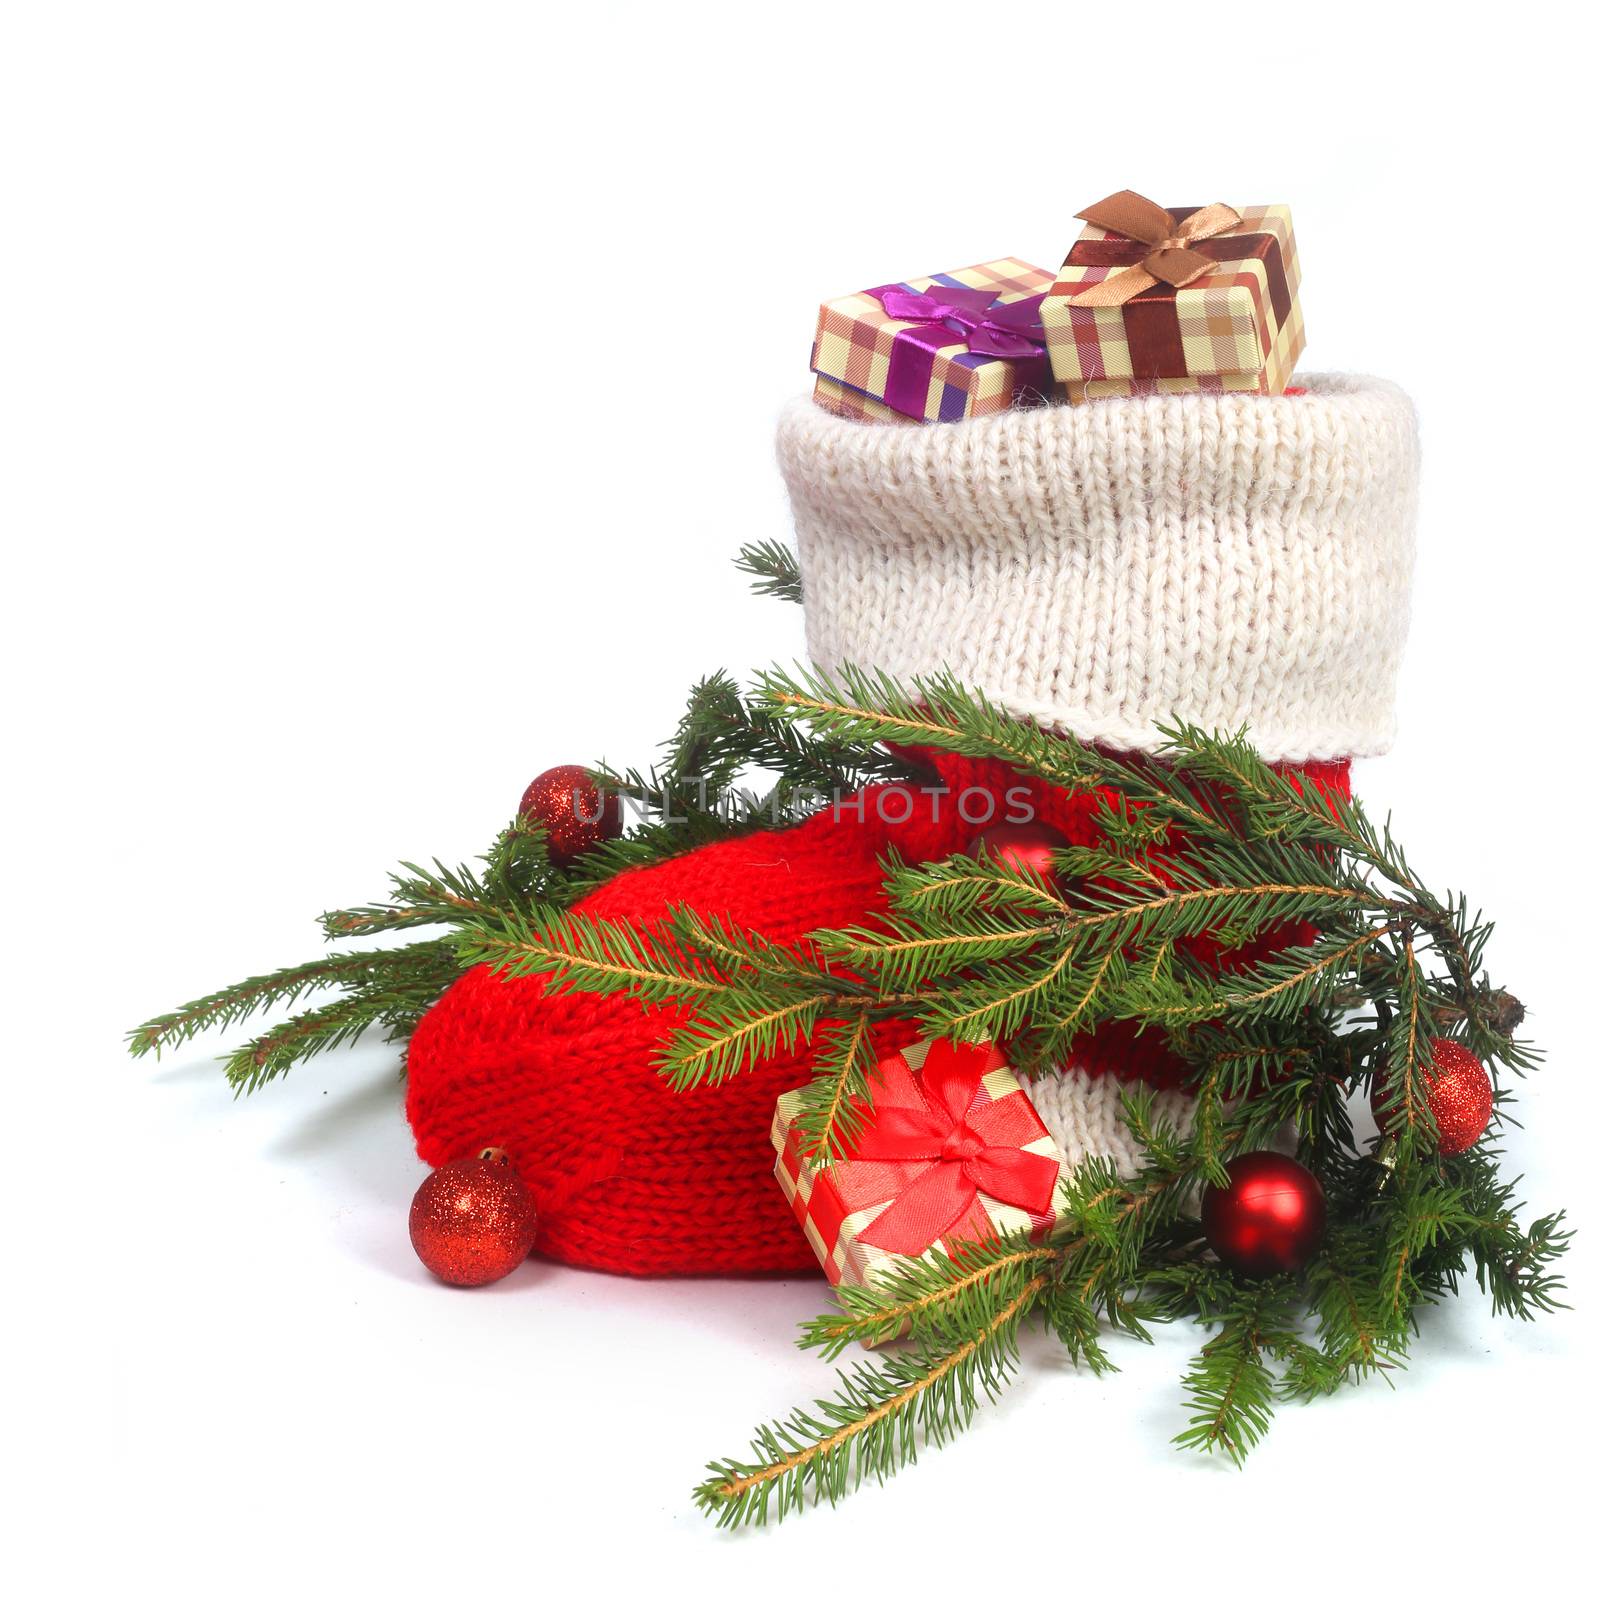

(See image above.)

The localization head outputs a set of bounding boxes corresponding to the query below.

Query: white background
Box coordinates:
[5,2,1596,1593]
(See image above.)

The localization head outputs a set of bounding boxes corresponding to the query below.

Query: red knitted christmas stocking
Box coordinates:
[405,750,1350,1277]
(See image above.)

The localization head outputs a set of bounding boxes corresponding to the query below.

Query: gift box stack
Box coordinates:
[808,190,1304,422]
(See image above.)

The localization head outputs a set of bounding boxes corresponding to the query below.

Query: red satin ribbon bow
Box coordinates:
[831,1040,1061,1257]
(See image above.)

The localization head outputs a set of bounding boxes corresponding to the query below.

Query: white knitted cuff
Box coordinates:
[777,376,1420,763]
[1029,1069,1197,1178]
[1029,1068,1294,1188]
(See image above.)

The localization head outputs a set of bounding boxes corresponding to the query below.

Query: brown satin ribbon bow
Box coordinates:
[1067,190,1244,308]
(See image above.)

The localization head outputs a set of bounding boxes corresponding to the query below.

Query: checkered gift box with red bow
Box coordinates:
[771,1036,1069,1296]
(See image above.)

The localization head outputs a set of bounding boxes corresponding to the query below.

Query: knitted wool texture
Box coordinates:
[778,375,1420,762]
[406,752,1350,1276]
[407,379,1418,1277]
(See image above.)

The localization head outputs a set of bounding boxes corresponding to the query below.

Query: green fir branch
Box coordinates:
[1173,1283,1301,1465]
[1138,925,1397,1026]
[458,903,721,1004]
[758,663,1111,795]
[128,941,457,1059]
[792,1013,876,1159]
[734,539,804,604]
[222,992,420,1095]
[696,1268,1046,1527]
[127,659,1566,1522]
[657,992,830,1090]
[799,1232,1065,1358]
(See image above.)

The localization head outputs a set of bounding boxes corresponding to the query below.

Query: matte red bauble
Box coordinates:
[409,1150,539,1287]
[1374,1038,1494,1157]
[519,764,623,864]
[965,821,1069,883]
[1202,1151,1326,1276]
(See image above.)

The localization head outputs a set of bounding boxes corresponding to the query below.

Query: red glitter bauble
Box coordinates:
[519,764,622,864]
[1374,1038,1494,1157]
[409,1150,539,1287]
[1202,1152,1326,1276]
[965,822,1069,884]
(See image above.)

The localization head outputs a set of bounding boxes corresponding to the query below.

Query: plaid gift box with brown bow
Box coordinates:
[1042,191,1304,402]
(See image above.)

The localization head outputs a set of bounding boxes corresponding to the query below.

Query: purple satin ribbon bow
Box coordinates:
[867,283,1048,419]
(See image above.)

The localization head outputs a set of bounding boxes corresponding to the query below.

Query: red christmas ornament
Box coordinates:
[519,764,622,864]
[965,821,1069,884]
[1374,1038,1494,1156]
[409,1148,539,1286]
[1202,1151,1326,1276]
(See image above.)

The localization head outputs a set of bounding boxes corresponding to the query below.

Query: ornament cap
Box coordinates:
[1367,1134,1400,1192]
